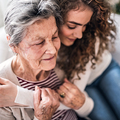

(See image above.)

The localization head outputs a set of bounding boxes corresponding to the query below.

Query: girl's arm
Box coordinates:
[0,77,69,110]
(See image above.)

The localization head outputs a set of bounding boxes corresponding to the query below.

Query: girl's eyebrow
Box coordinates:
[68,21,88,26]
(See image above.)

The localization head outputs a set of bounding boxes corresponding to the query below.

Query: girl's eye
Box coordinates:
[68,26,76,29]
[36,40,45,45]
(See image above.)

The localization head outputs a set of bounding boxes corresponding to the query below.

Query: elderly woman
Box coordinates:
[0,0,80,119]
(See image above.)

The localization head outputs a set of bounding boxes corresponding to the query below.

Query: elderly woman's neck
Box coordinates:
[11,56,50,82]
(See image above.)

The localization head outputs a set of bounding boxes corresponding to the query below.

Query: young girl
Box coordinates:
[56,0,120,120]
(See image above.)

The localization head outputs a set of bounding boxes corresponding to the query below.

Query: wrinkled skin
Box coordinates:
[34,86,60,120]
[56,78,85,110]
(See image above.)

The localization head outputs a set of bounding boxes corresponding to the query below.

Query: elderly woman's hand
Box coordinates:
[34,86,60,120]
[56,78,85,110]
[0,77,17,107]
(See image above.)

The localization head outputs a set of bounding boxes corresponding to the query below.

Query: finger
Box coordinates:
[0,77,8,85]
[34,86,41,108]
[63,80,82,98]
[58,90,70,103]
[59,84,69,95]
[41,88,49,100]
[45,88,53,95]
[64,78,70,83]
[56,88,63,95]
[45,88,56,97]
[63,78,73,89]
[63,79,77,93]
[56,87,69,100]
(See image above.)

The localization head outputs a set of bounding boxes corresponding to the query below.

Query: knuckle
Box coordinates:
[72,88,77,93]
[53,101,57,106]
[53,101,60,108]
[47,98,52,105]
[68,96,74,103]
[69,95,74,100]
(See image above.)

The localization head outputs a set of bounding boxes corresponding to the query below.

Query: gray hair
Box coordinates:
[5,0,62,46]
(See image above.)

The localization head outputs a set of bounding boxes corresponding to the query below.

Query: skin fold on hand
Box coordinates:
[56,78,85,110]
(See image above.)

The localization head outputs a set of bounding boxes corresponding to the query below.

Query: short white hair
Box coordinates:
[5,0,62,46]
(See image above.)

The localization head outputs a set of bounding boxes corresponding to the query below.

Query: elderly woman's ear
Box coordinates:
[6,34,17,54]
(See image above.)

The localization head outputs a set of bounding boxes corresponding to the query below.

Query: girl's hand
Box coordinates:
[56,78,85,110]
[0,77,17,107]
[34,86,60,120]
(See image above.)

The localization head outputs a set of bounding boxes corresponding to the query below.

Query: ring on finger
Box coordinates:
[60,92,65,98]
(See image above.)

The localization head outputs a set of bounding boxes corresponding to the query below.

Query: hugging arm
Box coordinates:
[0,77,18,107]
[0,77,33,107]
[0,77,93,117]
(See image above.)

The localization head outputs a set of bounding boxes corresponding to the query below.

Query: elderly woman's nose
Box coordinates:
[45,41,56,54]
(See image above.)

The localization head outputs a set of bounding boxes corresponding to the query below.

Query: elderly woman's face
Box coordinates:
[15,16,60,70]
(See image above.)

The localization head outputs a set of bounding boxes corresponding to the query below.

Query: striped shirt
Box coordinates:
[17,69,78,120]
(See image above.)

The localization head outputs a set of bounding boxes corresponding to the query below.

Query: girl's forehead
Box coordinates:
[64,7,93,25]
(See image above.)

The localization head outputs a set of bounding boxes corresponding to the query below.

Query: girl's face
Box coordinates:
[59,6,93,46]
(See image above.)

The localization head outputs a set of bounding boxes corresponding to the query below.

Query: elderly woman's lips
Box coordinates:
[43,56,55,60]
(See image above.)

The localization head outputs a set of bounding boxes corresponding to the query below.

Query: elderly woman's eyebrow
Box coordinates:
[34,29,58,41]
[53,28,58,36]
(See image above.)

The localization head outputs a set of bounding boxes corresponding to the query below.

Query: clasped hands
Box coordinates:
[34,78,85,120]
[56,78,85,110]
[0,77,85,120]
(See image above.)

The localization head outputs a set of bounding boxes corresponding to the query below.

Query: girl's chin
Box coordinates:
[64,42,74,46]
[61,40,74,46]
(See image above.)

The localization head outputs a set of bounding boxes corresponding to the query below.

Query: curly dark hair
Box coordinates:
[57,0,116,81]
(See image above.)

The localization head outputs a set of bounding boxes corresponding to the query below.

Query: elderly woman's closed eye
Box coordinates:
[9,17,60,81]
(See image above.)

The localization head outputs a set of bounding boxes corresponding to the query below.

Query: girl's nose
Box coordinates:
[73,26,83,39]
